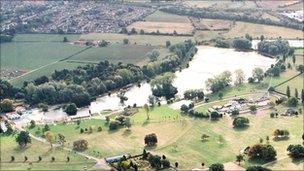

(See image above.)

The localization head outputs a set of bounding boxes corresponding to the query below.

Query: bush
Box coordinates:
[161,159,170,168]
[109,120,120,130]
[246,166,271,171]
[210,111,221,120]
[287,97,298,107]
[233,117,249,128]
[209,163,224,171]
[73,139,88,151]
[287,144,304,159]
[0,99,14,113]
[145,133,158,146]
[65,103,77,115]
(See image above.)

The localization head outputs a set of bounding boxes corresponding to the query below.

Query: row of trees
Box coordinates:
[160,6,303,30]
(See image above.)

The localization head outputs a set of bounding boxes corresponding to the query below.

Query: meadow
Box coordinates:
[80,33,192,46]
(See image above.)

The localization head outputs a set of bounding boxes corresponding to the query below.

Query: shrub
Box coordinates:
[287,97,298,107]
[65,103,77,115]
[209,163,224,171]
[145,133,158,146]
[233,117,249,128]
[73,139,88,151]
[109,120,120,130]
[287,144,304,159]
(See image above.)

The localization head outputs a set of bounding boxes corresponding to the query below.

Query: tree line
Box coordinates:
[160,6,303,30]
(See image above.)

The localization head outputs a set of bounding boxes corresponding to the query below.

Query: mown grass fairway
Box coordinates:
[0,134,95,170]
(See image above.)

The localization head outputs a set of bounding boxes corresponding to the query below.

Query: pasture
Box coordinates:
[145,10,190,23]
[80,33,193,46]
[0,134,95,170]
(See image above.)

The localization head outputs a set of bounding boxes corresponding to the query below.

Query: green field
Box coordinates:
[69,44,161,66]
[0,134,95,170]
[80,33,192,46]
[145,10,190,23]
[1,34,178,87]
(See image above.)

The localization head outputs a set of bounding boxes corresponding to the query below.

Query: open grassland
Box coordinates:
[0,42,85,71]
[12,34,80,42]
[145,10,190,23]
[69,44,157,66]
[80,33,193,46]
[10,62,83,87]
[0,134,95,170]
[197,19,232,31]
[222,22,303,39]
[127,21,194,35]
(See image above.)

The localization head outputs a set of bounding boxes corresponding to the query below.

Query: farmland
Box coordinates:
[127,10,194,35]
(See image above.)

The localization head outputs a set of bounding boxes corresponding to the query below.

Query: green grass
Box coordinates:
[145,10,190,23]
[80,33,192,46]
[0,134,95,170]
[69,44,159,66]
[13,34,81,42]
[1,42,85,71]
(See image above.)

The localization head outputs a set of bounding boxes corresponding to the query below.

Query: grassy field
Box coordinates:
[222,22,303,39]
[183,0,257,10]
[80,33,193,46]
[0,134,95,170]
[145,10,190,23]
[2,33,179,87]
[0,42,85,71]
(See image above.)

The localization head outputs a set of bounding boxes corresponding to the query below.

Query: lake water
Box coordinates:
[252,39,304,49]
[15,46,276,126]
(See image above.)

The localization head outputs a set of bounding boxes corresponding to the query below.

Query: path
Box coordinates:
[13,124,111,170]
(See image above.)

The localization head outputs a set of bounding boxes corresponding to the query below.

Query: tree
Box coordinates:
[292,55,296,64]
[252,68,264,82]
[43,124,50,133]
[123,38,129,44]
[287,144,304,159]
[29,120,36,129]
[16,131,31,148]
[63,37,68,42]
[146,50,160,62]
[301,89,304,103]
[148,95,156,107]
[245,34,253,41]
[273,129,290,140]
[295,89,298,98]
[143,104,150,120]
[0,99,14,113]
[124,117,131,130]
[151,73,178,99]
[166,41,171,48]
[236,154,244,165]
[233,117,249,128]
[286,86,291,98]
[201,134,209,141]
[260,35,265,41]
[246,166,271,171]
[58,133,66,146]
[287,97,298,107]
[206,71,232,93]
[73,139,88,151]
[234,69,245,85]
[218,92,223,99]
[232,38,252,50]
[209,163,224,171]
[144,133,158,146]
[249,105,257,113]
[65,103,77,115]
[248,144,277,161]
[45,131,55,148]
